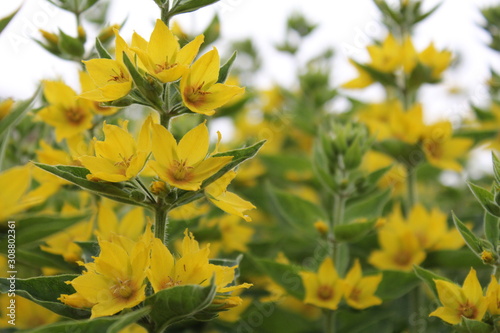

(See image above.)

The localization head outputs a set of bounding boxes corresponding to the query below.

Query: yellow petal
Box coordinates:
[177,34,204,66]
[151,124,177,168]
[429,306,461,325]
[177,122,209,165]
[187,47,220,88]
[208,191,255,222]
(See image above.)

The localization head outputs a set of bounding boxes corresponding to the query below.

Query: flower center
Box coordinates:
[161,276,182,290]
[349,287,361,302]
[393,250,411,266]
[155,62,178,74]
[111,279,133,299]
[317,285,334,301]
[114,154,134,175]
[170,159,193,181]
[184,82,212,107]
[65,107,86,125]
[424,140,443,159]
[108,69,128,83]
[458,301,477,319]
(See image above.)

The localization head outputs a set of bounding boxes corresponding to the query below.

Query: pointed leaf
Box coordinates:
[168,0,220,18]
[344,188,391,222]
[455,317,493,333]
[333,218,377,243]
[467,181,500,217]
[217,51,237,84]
[254,257,305,300]
[375,270,420,300]
[58,29,85,57]
[484,212,499,249]
[145,283,216,331]
[413,265,451,299]
[452,212,482,255]
[0,6,21,33]
[28,307,150,333]
[0,274,90,319]
[95,37,112,59]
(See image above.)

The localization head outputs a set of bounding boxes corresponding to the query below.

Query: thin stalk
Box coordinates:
[324,309,335,333]
[135,177,156,204]
[406,165,417,209]
[0,128,10,171]
[154,206,169,245]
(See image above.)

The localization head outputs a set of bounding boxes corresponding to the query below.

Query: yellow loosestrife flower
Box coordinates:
[486,276,500,315]
[79,71,119,115]
[343,259,383,310]
[133,19,204,83]
[341,59,374,89]
[0,98,14,120]
[180,48,245,115]
[205,170,256,221]
[0,294,59,329]
[421,121,473,172]
[61,234,151,318]
[38,81,93,142]
[366,34,402,73]
[79,116,152,182]
[430,268,488,325]
[80,30,133,102]
[300,257,344,310]
[150,122,232,191]
[418,43,452,79]
[96,203,146,241]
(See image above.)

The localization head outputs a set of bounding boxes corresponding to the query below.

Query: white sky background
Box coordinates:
[0,0,499,123]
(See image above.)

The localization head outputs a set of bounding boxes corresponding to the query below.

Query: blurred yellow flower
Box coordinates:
[0,294,60,329]
[486,276,500,315]
[150,121,232,191]
[0,98,14,120]
[430,268,487,325]
[205,170,256,221]
[418,43,452,79]
[95,202,146,241]
[38,81,93,142]
[367,34,402,73]
[180,48,245,115]
[343,259,383,310]
[133,19,204,83]
[341,59,374,89]
[300,257,344,310]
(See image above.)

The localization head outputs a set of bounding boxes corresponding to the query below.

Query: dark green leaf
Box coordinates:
[0,6,21,33]
[13,212,90,246]
[168,0,220,18]
[415,3,442,23]
[76,241,100,263]
[33,163,151,208]
[454,128,498,145]
[28,307,150,333]
[344,188,391,222]
[484,212,499,249]
[266,184,326,233]
[254,258,305,300]
[455,317,493,333]
[145,283,216,331]
[0,274,90,319]
[333,218,377,243]
[467,181,500,217]
[375,270,420,300]
[202,15,220,50]
[372,139,424,167]
[424,249,484,269]
[58,29,85,57]
[122,52,162,109]
[217,51,237,84]
[15,248,79,271]
[492,152,500,184]
[452,212,482,255]
[0,88,39,137]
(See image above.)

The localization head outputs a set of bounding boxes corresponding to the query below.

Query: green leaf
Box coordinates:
[28,307,150,333]
[333,218,377,243]
[15,248,79,271]
[76,241,100,263]
[266,184,327,233]
[0,274,90,319]
[168,0,220,18]
[467,181,500,217]
[484,212,499,249]
[452,212,483,255]
[375,270,420,300]
[0,88,39,137]
[357,62,397,87]
[254,258,305,300]
[364,165,392,189]
[0,6,21,33]
[145,283,216,331]
[95,37,112,59]
[492,152,500,184]
[455,317,493,333]
[454,128,498,144]
[413,265,450,299]
[217,51,237,84]
[202,15,220,50]
[415,3,442,23]
[58,29,85,57]
[13,212,90,246]
[344,188,391,222]
[372,139,424,167]
[33,163,151,208]
[424,249,483,269]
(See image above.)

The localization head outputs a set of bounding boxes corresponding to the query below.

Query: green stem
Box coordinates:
[331,194,346,264]
[135,177,156,204]
[406,165,417,209]
[324,309,335,333]
[493,265,500,280]
[160,112,171,129]
[154,206,169,245]
[0,128,10,171]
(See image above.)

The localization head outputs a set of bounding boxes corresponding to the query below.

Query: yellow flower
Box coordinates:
[79,71,119,116]
[169,200,211,220]
[367,34,402,73]
[0,294,60,329]
[80,30,133,102]
[0,165,47,223]
[133,19,204,83]
[368,218,426,271]
[79,117,151,182]
[203,215,254,253]
[362,151,407,196]
[147,230,251,295]
[341,59,375,89]
[418,43,452,79]
[402,36,418,74]
[118,324,148,333]
[150,122,232,191]
[204,170,256,221]
[300,257,344,310]
[95,202,146,241]
[180,48,245,115]
[486,276,500,315]
[41,219,93,262]
[430,268,488,325]
[343,259,383,309]
[61,234,150,318]
[38,81,94,142]
[421,121,473,172]
[0,98,14,120]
